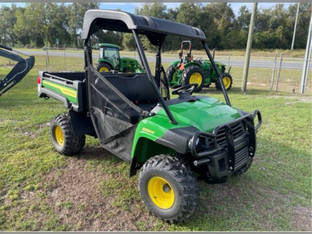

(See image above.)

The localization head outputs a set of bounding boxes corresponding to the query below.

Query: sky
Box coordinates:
[0,2,296,16]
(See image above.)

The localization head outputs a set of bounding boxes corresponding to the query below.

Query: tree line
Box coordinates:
[0,2,311,50]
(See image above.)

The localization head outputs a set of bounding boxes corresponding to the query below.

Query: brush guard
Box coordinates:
[189,110,262,179]
[0,45,35,96]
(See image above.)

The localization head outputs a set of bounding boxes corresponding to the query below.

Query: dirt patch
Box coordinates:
[266,95,312,103]
[18,149,161,231]
[293,205,312,231]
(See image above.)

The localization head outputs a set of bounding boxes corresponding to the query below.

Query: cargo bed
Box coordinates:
[38,71,85,112]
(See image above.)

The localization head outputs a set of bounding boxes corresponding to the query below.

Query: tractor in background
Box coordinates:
[166,40,233,92]
[97,43,144,73]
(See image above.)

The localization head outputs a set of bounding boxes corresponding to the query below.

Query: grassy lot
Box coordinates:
[0,55,311,231]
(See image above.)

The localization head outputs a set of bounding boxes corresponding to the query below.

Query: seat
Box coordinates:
[103,73,158,110]
[101,73,159,123]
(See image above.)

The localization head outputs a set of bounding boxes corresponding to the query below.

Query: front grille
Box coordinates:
[215,121,249,171]
[216,121,245,145]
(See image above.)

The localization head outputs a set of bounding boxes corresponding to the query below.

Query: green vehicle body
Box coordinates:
[38,9,262,223]
[131,96,240,163]
[98,43,144,73]
[169,59,231,87]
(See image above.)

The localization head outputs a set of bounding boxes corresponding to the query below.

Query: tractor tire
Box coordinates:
[49,113,85,156]
[138,155,199,223]
[166,64,178,83]
[97,62,112,73]
[182,65,204,92]
[216,73,232,91]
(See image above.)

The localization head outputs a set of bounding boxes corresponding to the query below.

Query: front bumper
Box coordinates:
[189,110,262,179]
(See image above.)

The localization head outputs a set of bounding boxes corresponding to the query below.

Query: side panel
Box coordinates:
[39,73,84,112]
[42,80,78,104]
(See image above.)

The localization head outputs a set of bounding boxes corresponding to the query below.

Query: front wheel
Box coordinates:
[49,113,85,156]
[216,73,233,91]
[97,62,112,73]
[138,155,199,223]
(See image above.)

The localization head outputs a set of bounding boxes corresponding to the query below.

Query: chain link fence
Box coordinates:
[1,47,310,95]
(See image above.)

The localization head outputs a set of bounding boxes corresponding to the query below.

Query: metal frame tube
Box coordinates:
[202,41,231,106]
[132,30,177,124]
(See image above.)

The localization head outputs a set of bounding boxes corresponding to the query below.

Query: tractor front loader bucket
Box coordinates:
[0,45,35,96]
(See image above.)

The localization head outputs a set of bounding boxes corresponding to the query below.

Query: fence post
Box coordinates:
[45,47,49,70]
[270,54,277,90]
[275,52,284,92]
[64,47,66,70]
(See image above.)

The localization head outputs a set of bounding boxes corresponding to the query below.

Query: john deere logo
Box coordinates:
[142,128,154,134]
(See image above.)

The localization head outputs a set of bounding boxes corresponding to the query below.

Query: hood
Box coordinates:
[159,97,241,132]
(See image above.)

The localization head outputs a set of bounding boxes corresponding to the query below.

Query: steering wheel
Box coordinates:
[172,84,198,96]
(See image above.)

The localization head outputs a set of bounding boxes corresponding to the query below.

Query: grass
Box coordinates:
[0,55,311,231]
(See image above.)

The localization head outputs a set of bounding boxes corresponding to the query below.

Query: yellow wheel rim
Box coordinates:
[54,125,64,146]
[147,176,175,209]
[223,76,231,89]
[189,72,203,86]
[99,66,109,72]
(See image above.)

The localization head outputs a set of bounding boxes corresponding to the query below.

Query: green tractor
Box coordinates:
[167,40,233,92]
[97,43,144,73]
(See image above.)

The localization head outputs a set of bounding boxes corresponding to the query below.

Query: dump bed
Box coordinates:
[38,71,85,112]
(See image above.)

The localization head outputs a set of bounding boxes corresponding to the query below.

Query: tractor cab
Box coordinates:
[98,43,121,72]
[97,43,143,73]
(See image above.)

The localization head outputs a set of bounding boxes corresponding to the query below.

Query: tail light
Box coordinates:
[37,76,41,84]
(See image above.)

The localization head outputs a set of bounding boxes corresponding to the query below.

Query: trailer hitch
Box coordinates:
[0,45,35,96]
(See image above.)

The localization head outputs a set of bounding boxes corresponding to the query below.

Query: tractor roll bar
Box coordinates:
[202,41,231,107]
[132,30,177,125]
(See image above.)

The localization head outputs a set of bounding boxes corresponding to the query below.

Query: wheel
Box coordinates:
[49,113,85,156]
[182,65,204,92]
[166,64,179,84]
[138,155,199,223]
[216,73,232,91]
[97,62,112,72]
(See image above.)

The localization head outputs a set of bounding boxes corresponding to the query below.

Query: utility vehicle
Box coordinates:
[97,42,143,73]
[0,45,35,96]
[167,40,233,92]
[38,10,262,223]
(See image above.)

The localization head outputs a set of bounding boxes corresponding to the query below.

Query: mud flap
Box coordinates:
[0,45,35,96]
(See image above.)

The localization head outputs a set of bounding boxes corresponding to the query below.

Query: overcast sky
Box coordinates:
[0,2,295,16]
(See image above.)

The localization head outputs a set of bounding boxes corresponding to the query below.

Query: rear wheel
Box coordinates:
[182,65,204,92]
[216,73,232,91]
[97,62,112,72]
[166,65,179,85]
[49,113,85,156]
[138,155,199,223]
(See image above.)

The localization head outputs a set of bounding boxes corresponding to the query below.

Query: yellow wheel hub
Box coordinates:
[223,76,231,89]
[54,125,64,146]
[189,72,203,86]
[99,66,109,72]
[147,176,175,209]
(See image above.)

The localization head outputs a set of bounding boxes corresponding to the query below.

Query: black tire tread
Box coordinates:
[97,62,112,72]
[166,64,177,84]
[182,65,204,92]
[216,73,232,91]
[139,155,199,223]
[49,113,85,156]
